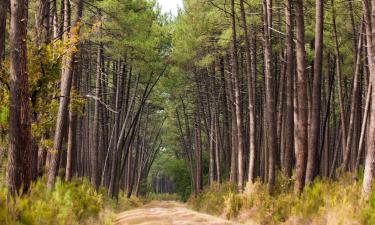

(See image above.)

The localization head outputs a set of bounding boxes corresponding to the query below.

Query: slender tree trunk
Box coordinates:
[263,0,277,194]
[284,0,294,178]
[0,0,8,62]
[356,85,371,171]
[331,0,347,161]
[46,0,83,189]
[240,0,256,183]
[194,111,202,192]
[306,0,323,184]
[65,57,80,182]
[343,24,364,171]
[294,0,308,195]
[92,41,102,190]
[230,0,245,190]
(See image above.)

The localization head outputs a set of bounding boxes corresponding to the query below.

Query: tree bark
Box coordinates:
[284,0,294,178]
[306,0,323,184]
[263,0,277,194]
[362,0,375,197]
[46,0,83,189]
[230,0,245,190]
[7,0,32,196]
[294,0,308,195]
[92,41,103,190]
[240,0,256,183]
[0,0,8,62]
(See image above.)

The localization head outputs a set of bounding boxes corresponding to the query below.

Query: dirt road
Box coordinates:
[114,201,237,225]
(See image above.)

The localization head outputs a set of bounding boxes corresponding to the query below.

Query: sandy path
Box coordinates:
[113,201,238,225]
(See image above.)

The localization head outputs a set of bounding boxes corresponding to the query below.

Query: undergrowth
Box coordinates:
[0,177,145,225]
[189,173,375,225]
[145,192,181,202]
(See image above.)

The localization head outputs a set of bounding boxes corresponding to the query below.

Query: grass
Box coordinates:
[188,173,375,225]
[0,176,151,225]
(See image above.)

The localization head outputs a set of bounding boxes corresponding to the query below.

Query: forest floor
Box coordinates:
[113,201,238,225]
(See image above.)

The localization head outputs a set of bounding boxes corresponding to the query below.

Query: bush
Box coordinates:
[0,178,104,225]
[188,173,375,225]
[188,182,237,216]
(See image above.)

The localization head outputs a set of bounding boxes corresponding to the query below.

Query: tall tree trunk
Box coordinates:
[92,41,102,190]
[7,0,32,196]
[240,0,256,183]
[331,0,347,161]
[284,0,294,178]
[362,0,375,198]
[294,0,308,195]
[35,0,50,46]
[0,0,8,62]
[194,111,202,192]
[263,0,277,194]
[65,56,80,182]
[46,0,83,189]
[343,24,364,171]
[230,0,245,190]
[306,0,323,184]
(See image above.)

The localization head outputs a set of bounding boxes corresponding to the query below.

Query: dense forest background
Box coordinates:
[2,0,375,224]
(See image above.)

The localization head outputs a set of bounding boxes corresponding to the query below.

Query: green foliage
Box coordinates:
[188,182,237,216]
[0,178,103,225]
[0,106,8,126]
[148,150,192,201]
[145,193,181,202]
[189,174,375,224]
[223,192,242,219]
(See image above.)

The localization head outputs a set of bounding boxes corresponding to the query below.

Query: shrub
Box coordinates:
[188,182,237,216]
[188,173,375,225]
[0,178,103,225]
[223,192,242,219]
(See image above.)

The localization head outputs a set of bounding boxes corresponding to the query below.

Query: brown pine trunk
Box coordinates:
[284,0,294,178]
[209,109,215,185]
[294,0,308,195]
[46,0,83,189]
[343,24,364,171]
[240,0,256,183]
[230,0,245,190]
[194,111,202,192]
[7,0,32,196]
[356,85,371,171]
[65,57,80,182]
[331,0,347,162]
[35,0,50,45]
[306,0,323,184]
[0,0,8,62]
[91,41,102,190]
[362,0,375,197]
[263,0,277,194]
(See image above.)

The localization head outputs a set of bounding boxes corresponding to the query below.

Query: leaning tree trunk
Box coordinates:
[65,57,81,182]
[46,0,83,189]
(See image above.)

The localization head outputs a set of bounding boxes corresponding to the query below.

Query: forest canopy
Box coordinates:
[1,0,375,224]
